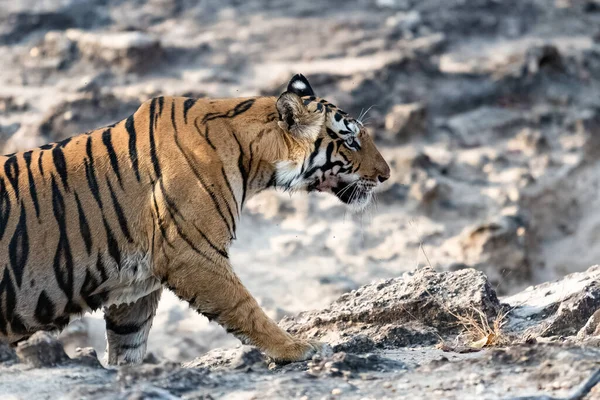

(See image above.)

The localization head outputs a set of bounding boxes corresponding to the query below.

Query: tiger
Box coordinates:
[0,74,390,365]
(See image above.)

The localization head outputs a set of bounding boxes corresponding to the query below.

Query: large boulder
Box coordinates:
[280,267,501,352]
[504,265,600,339]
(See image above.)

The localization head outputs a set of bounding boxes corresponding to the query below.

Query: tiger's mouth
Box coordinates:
[308,175,374,208]
[331,180,373,205]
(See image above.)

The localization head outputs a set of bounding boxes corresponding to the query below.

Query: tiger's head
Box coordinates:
[274,74,390,211]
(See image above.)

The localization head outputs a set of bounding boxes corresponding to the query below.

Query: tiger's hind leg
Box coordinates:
[104,289,162,365]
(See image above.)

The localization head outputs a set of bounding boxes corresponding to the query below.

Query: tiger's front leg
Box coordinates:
[104,289,162,365]
[161,260,327,362]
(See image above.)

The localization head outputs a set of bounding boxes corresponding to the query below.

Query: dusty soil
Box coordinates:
[2,0,600,398]
[2,266,600,399]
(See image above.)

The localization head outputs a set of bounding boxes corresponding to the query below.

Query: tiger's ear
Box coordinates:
[276,91,324,141]
[287,73,315,97]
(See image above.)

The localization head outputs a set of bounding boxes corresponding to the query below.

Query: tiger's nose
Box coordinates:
[377,174,389,183]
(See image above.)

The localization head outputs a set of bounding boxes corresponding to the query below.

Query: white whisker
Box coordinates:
[357,105,376,125]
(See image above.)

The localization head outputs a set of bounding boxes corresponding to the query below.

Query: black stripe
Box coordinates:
[151,188,174,249]
[201,311,220,321]
[125,115,141,182]
[64,301,82,315]
[325,141,334,161]
[34,290,56,325]
[266,172,277,188]
[194,118,216,150]
[219,168,238,236]
[204,124,215,149]
[118,341,146,350]
[0,268,15,334]
[159,180,228,259]
[96,253,109,283]
[84,135,103,208]
[51,176,74,301]
[4,155,19,198]
[105,313,153,335]
[57,137,72,148]
[247,139,257,189]
[103,217,121,269]
[37,151,45,177]
[326,127,339,140]
[202,99,255,123]
[74,192,93,255]
[221,166,239,215]
[303,160,344,180]
[338,149,350,163]
[306,137,323,170]
[23,151,40,218]
[183,98,197,124]
[170,101,225,260]
[9,314,26,335]
[101,128,123,188]
[231,132,248,206]
[52,145,69,191]
[172,135,235,239]
[81,269,102,311]
[8,203,29,287]
[106,177,133,243]
[170,99,177,133]
[157,96,164,116]
[148,98,162,179]
[0,178,11,240]
[159,194,217,263]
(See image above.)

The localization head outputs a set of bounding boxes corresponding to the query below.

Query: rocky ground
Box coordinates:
[2,266,600,399]
[2,0,600,398]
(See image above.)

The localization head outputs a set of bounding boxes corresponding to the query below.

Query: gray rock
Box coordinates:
[504,265,600,337]
[16,331,70,367]
[443,107,523,147]
[578,309,600,340]
[72,347,103,368]
[280,267,501,352]
[67,29,163,73]
[458,215,530,293]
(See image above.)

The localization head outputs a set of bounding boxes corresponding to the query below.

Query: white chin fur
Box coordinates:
[274,160,306,190]
[346,191,372,213]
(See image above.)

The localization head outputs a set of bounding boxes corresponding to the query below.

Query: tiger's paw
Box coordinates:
[269,339,333,363]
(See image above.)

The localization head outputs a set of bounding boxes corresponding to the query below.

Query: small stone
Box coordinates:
[72,347,102,368]
[331,388,343,395]
[16,332,70,367]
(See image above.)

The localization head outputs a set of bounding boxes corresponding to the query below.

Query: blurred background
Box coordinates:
[1,0,600,362]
